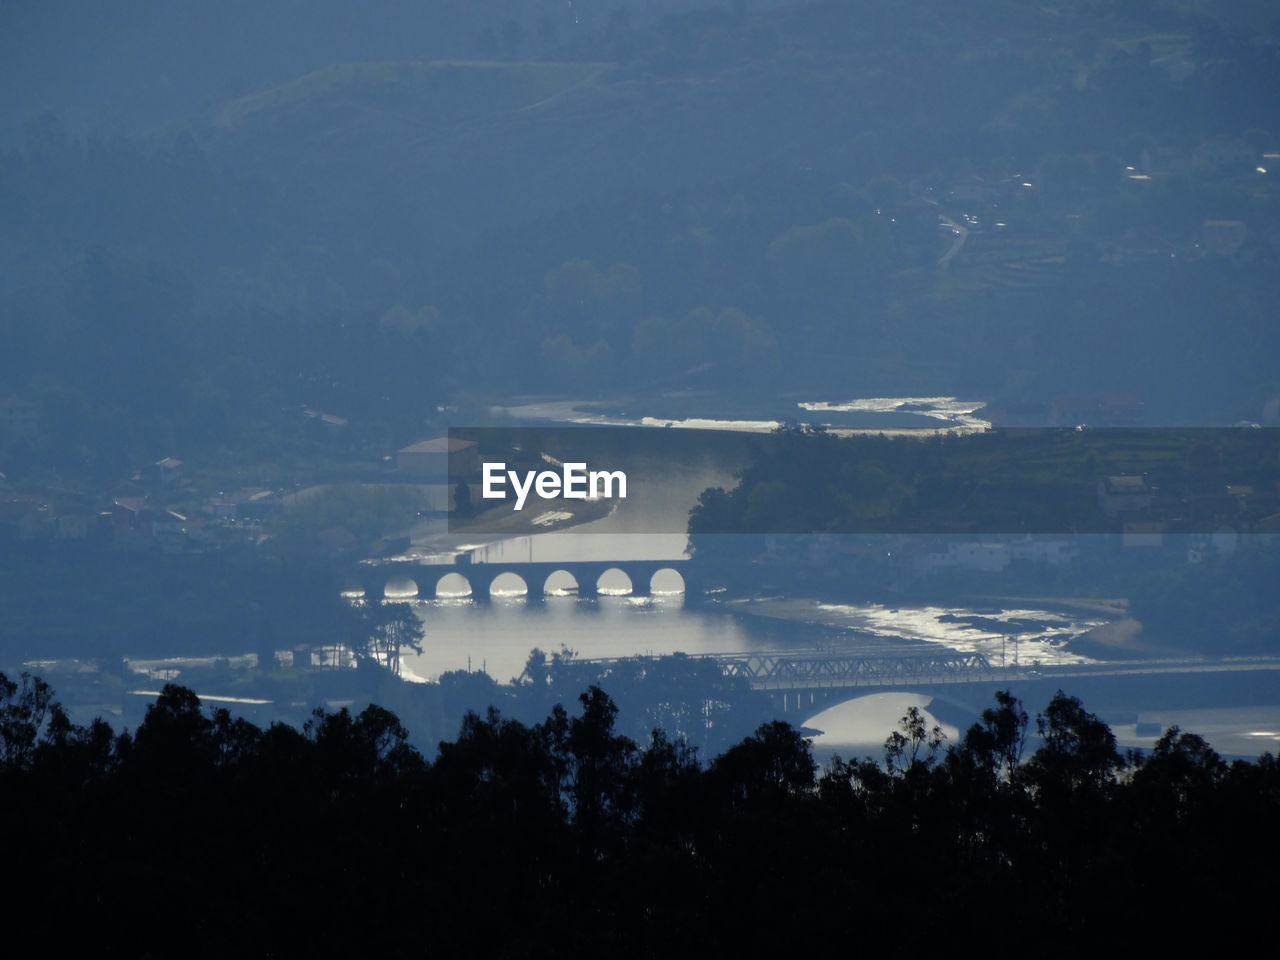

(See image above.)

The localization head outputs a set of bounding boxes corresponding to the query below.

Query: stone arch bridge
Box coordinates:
[352,558,695,602]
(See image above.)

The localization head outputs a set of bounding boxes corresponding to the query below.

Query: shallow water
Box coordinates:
[803,691,961,765]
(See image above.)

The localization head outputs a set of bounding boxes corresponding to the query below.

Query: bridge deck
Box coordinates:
[575,650,1280,692]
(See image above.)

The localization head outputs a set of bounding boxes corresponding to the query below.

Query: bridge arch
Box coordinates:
[543,570,579,595]
[383,577,419,599]
[489,571,529,598]
[649,567,686,595]
[434,572,473,599]
[596,567,633,596]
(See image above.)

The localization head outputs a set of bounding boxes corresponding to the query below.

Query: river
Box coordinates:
[377,395,1278,760]
[397,394,1023,683]
[391,396,1081,741]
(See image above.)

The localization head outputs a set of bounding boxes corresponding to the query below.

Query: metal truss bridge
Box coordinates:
[713,649,996,690]
[579,648,998,692]
[576,649,1280,697]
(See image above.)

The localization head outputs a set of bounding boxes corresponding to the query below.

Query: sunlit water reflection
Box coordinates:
[399,593,763,684]
[811,602,1101,667]
[803,692,961,766]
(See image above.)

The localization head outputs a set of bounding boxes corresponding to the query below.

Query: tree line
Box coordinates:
[1,671,1275,956]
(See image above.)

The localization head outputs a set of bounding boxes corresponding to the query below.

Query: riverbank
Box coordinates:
[493,392,991,433]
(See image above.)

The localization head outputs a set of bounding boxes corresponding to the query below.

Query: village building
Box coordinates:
[153,457,183,487]
[916,541,1011,573]
[1008,537,1078,565]
[236,489,284,520]
[111,496,149,536]
[397,436,480,477]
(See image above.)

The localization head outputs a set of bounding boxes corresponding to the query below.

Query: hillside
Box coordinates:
[1,0,1278,488]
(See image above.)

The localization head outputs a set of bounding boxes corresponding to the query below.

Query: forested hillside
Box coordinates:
[3,1,1278,488]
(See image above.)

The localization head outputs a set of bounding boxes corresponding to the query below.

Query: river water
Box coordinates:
[490,394,992,435]
[379,396,1278,759]
[392,396,1100,743]
[399,395,998,679]
[804,691,961,765]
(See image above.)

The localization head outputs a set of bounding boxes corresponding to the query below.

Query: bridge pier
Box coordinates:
[775,689,823,717]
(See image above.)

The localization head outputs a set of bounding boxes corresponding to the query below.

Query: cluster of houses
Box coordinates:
[0,487,81,542]
[114,477,289,552]
[1,395,475,556]
[0,451,288,554]
[1095,471,1280,548]
[1,426,475,556]
[758,461,1279,576]
[762,533,1082,575]
[915,536,1080,573]
[922,135,1275,266]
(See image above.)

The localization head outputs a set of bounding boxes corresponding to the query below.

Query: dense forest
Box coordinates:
[2,673,1276,955]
